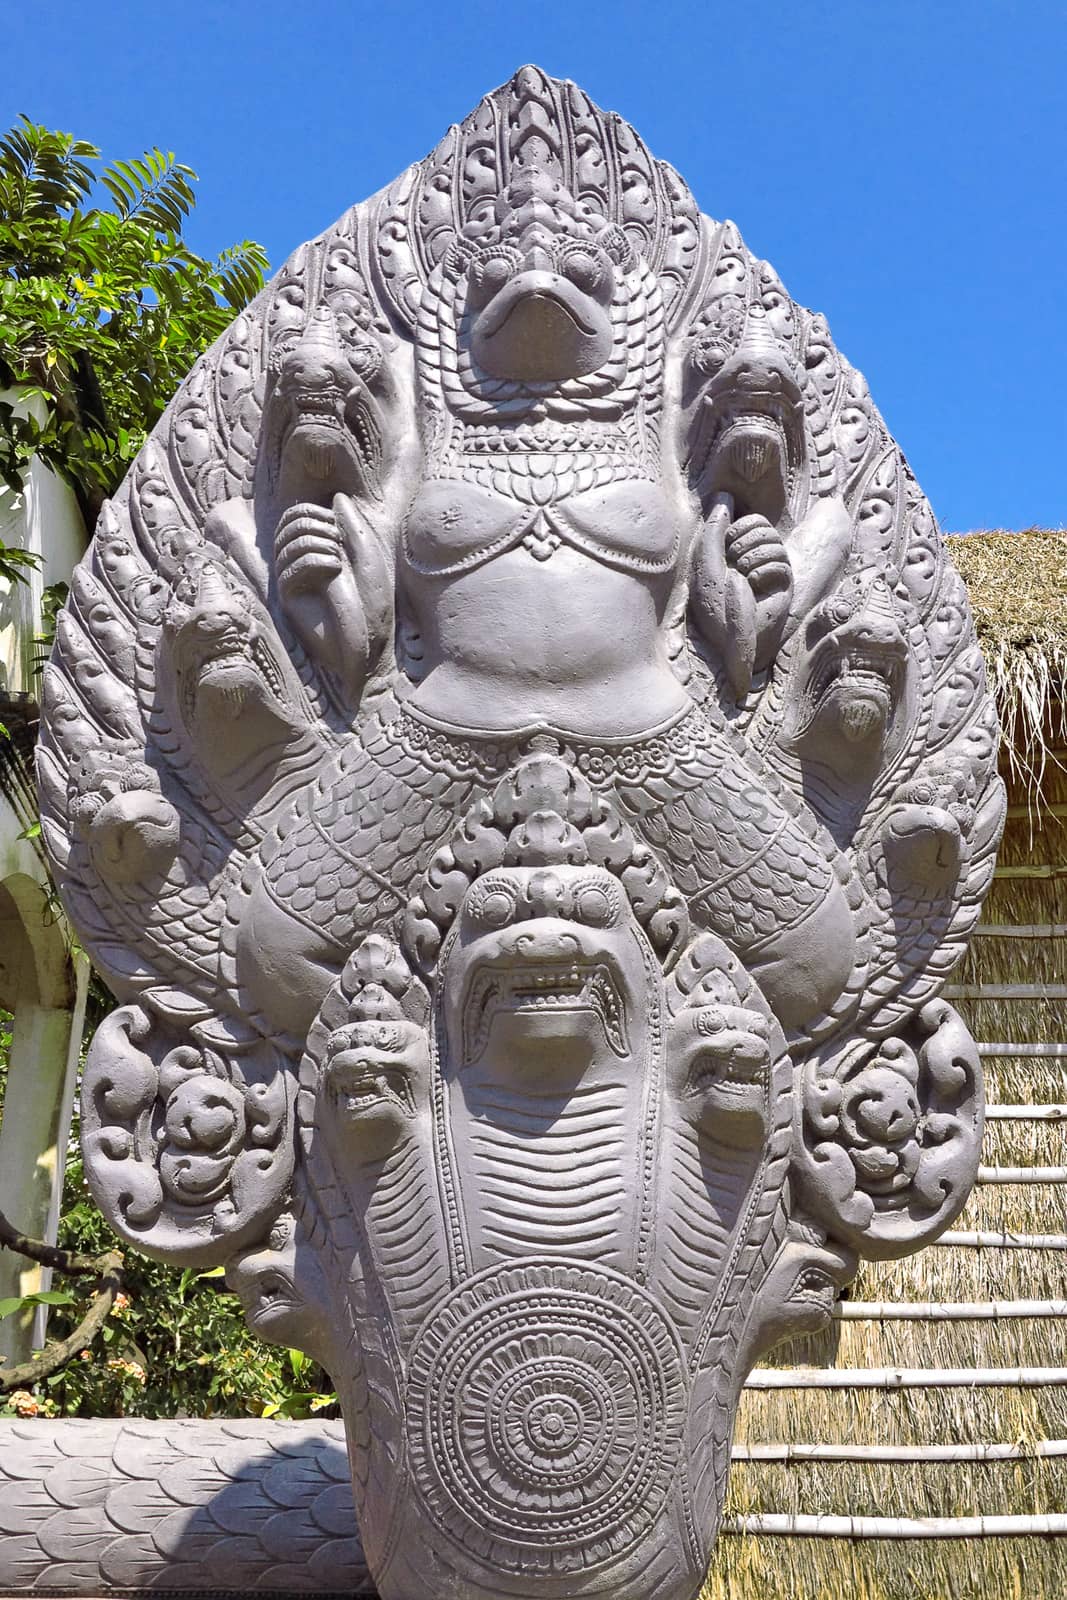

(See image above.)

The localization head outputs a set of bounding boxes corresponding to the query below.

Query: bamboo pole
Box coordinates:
[721,1513,1067,1539]
[1004,801,1067,819]
[834,1298,1067,1320]
[985,1104,1067,1120]
[731,1440,1067,1463]
[977,1165,1067,1184]
[944,984,1067,1000]
[993,864,1067,880]
[975,923,1067,939]
[744,1366,1067,1390]
[1004,802,1067,819]
[977,1043,1067,1058]
[934,1229,1067,1249]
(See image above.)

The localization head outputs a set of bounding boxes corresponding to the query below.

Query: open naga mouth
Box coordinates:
[708,404,791,474]
[693,391,800,521]
[812,649,898,705]
[284,389,382,485]
[804,631,908,746]
[186,634,286,722]
[790,1262,839,1307]
[687,1047,767,1099]
[326,1053,416,1120]
[464,960,628,1060]
[719,413,788,483]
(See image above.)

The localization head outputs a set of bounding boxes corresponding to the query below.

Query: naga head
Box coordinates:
[686,302,806,524]
[882,760,978,891]
[266,304,384,504]
[319,935,431,1158]
[165,559,289,733]
[159,558,308,807]
[425,748,682,1091]
[449,864,639,1082]
[68,747,180,884]
[791,568,910,755]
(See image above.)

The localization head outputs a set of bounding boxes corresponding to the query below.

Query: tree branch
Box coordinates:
[0,1206,115,1276]
[0,1257,123,1392]
[0,1207,128,1393]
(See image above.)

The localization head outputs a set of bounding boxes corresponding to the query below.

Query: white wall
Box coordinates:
[0,387,86,696]
[0,390,89,1362]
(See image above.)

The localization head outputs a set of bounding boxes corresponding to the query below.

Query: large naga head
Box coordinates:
[37,64,1003,1600]
[276,753,805,1600]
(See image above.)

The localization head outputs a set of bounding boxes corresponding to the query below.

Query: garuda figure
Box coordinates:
[39,68,1004,1600]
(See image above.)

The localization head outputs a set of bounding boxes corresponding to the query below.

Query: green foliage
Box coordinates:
[0,542,39,585]
[31,578,68,678]
[0,1289,73,1319]
[0,114,268,520]
[3,1146,337,1420]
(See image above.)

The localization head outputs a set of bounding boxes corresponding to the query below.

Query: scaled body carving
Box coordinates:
[39,68,1004,1600]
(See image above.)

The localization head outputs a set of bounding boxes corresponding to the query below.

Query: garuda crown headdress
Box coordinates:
[374,64,706,330]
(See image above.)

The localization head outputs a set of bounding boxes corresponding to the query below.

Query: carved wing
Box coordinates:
[678,230,1001,1270]
[36,194,414,1263]
[681,230,1004,1042]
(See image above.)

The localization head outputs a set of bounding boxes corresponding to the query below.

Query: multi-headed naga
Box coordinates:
[39,67,1003,1600]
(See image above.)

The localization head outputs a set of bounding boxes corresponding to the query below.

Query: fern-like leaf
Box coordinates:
[214,241,269,310]
[100,150,198,232]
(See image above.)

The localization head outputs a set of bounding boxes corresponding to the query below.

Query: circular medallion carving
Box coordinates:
[405,1262,686,1569]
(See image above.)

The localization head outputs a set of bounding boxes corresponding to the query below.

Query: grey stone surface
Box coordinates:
[0,1419,368,1595]
[37,66,1004,1600]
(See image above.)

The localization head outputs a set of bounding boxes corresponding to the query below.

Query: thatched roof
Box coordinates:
[946,528,1067,803]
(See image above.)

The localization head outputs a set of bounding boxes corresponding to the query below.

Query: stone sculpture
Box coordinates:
[38,67,1005,1600]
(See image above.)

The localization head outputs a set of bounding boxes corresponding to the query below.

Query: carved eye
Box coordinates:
[556,242,607,295]
[346,337,381,382]
[689,333,728,377]
[258,1274,290,1306]
[574,881,618,927]
[467,878,519,930]
[470,247,521,299]
[827,595,855,627]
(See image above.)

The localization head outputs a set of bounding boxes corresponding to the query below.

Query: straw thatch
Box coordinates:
[948,528,1067,810]
[704,529,1067,1599]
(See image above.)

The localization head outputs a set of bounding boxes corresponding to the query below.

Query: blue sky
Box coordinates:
[6,1,1064,531]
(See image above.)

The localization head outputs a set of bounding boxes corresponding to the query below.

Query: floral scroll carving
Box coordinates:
[39,66,1003,1600]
